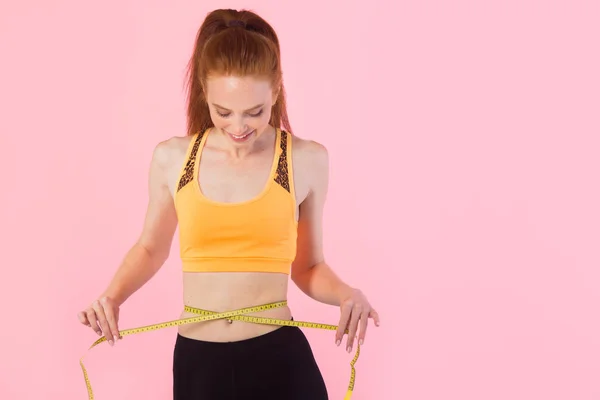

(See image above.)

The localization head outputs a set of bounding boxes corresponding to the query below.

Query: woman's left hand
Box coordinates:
[336,288,380,353]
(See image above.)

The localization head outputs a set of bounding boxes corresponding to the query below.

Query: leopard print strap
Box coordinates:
[177,130,206,192]
[274,129,291,193]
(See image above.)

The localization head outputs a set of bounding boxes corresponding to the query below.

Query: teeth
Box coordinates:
[231,131,252,139]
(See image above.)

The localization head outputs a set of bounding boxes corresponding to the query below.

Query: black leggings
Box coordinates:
[172,326,329,399]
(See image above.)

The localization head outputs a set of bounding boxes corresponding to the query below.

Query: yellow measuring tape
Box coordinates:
[80,301,360,400]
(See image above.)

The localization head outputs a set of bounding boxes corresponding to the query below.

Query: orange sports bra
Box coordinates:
[173,128,298,274]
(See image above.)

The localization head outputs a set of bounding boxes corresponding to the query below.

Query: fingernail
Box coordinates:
[347,346,352,353]
[108,340,114,346]
[114,335,119,343]
[336,340,341,346]
[359,339,364,345]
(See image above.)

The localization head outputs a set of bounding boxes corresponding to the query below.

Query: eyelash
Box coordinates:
[216,109,263,118]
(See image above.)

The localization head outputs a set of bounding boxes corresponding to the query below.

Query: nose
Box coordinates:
[228,119,247,135]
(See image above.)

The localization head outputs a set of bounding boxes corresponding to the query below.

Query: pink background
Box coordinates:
[1,1,599,399]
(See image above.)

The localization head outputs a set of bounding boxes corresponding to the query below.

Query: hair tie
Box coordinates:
[228,20,246,28]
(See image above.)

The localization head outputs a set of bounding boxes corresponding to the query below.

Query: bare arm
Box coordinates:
[291,141,380,352]
[291,142,353,306]
[101,140,179,306]
[78,140,180,345]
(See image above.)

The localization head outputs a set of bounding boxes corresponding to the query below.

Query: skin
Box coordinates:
[77,74,380,354]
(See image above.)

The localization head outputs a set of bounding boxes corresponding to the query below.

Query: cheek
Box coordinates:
[256,110,272,126]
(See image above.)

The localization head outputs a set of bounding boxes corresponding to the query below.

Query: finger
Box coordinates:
[77,311,91,327]
[100,297,120,342]
[92,301,113,346]
[335,302,353,346]
[86,309,102,336]
[370,309,381,326]
[346,305,362,353]
[358,308,370,345]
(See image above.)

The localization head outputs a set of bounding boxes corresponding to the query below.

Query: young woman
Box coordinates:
[77,8,380,400]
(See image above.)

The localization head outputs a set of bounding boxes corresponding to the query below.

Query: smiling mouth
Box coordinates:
[227,129,255,142]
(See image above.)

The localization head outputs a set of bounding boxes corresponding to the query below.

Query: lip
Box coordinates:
[226,129,255,142]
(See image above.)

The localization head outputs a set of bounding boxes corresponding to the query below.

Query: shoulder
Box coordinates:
[151,134,196,169]
[290,133,329,175]
[290,133,329,199]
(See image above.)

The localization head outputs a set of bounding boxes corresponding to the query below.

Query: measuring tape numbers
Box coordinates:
[80,301,361,400]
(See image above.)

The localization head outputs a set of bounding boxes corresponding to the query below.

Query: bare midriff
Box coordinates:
[177,271,292,342]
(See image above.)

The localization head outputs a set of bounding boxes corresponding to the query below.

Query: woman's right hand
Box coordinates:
[77,296,121,346]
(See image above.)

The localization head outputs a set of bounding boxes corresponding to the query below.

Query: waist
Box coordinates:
[180,270,291,341]
[181,257,292,274]
[182,270,289,309]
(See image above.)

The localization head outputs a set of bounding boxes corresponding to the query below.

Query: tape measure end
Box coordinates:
[344,389,353,400]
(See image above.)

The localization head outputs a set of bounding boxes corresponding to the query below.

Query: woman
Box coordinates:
[77,8,380,400]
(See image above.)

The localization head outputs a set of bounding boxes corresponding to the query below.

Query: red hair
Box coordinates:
[184,9,292,136]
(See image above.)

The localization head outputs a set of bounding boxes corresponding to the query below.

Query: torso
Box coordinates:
[160,128,315,342]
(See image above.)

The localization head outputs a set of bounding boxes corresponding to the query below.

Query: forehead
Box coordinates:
[205,75,272,108]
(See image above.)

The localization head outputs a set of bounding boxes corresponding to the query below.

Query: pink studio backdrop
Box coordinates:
[1,1,599,399]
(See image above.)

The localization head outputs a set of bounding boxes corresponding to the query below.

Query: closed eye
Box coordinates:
[213,102,265,119]
[216,109,263,118]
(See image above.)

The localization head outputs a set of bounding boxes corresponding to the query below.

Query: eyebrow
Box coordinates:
[211,103,264,112]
